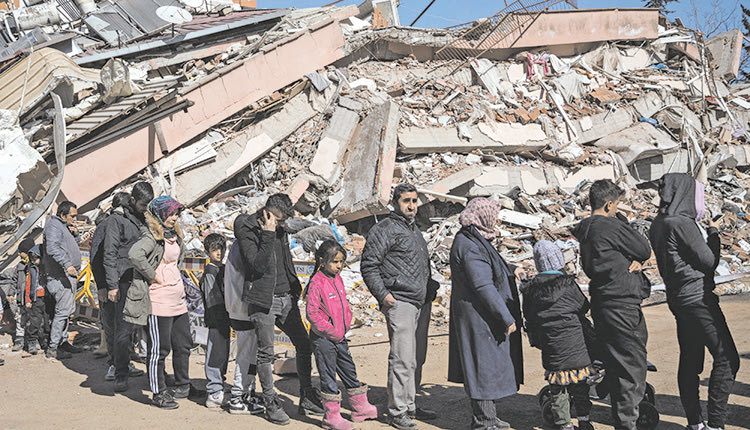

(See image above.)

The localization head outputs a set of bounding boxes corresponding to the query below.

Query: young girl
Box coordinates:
[305,240,377,430]
[128,195,191,410]
[521,240,595,430]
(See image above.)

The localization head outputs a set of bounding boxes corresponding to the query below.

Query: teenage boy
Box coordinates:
[572,179,652,430]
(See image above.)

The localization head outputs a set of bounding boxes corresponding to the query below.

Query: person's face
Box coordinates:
[134,199,149,215]
[64,207,78,225]
[395,191,419,220]
[322,251,345,276]
[163,212,179,229]
[19,251,28,261]
[208,247,224,265]
[268,208,289,224]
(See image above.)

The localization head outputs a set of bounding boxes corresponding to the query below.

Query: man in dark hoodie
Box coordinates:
[101,182,153,392]
[235,193,323,425]
[649,173,739,430]
[362,183,440,430]
[572,179,652,430]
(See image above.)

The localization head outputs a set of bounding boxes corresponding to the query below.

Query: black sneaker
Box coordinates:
[152,391,179,410]
[228,395,265,415]
[172,384,190,399]
[59,342,83,353]
[578,421,594,430]
[46,347,72,360]
[408,407,437,421]
[264,395,290,425]
[298,387,324,416]
[390,413,418,430]
[114,377,128,392]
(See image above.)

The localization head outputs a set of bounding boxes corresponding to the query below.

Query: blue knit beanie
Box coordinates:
[533,240,565,273]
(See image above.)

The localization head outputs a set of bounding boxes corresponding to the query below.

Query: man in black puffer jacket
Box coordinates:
[649,173,739,430]
[362,183,440,430]
[235,193,322,425]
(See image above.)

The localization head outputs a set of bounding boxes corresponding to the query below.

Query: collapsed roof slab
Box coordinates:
[58,18,348,207]
[342,8,659,63]
[398,123,548,154]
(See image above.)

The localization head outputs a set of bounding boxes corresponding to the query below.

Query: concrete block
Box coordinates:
[309,106,360,184]
[399,123,548,154]
[706,29,743,79]
[594,122,680,165]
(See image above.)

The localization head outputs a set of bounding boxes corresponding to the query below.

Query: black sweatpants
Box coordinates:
[111,281,137,379]
[673,300,739,429]
[20,299,45,343]
[592,303,648,430]
[147,313,191,395]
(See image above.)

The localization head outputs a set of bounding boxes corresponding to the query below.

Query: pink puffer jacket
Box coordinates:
[305,271,352,342]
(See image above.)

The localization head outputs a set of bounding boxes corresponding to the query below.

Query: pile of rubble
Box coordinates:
[2,0,750,325]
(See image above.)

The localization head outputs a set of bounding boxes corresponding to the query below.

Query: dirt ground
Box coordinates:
[1,294,750,430]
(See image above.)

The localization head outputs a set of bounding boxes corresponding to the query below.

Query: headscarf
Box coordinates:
[459,197,503,240]
[148,196,183,239]
[694,179,705,221]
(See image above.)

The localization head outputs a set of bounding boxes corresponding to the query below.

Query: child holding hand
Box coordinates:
[305,240,377,430]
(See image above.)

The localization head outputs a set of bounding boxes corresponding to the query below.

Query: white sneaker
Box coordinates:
[105,365,116,381]
[205,391,224,408]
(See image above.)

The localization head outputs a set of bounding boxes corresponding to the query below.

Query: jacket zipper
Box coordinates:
[334,278,347,336]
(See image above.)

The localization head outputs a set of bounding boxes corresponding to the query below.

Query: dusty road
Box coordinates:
[1,294,749,430]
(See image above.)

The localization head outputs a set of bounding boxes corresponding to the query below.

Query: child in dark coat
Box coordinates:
[522,240,594,430]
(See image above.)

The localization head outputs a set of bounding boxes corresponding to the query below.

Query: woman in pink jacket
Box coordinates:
[305,240,378,430]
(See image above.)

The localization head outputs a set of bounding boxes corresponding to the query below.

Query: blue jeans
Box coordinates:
[249,294,313,397]
[205,323,230,395]
[311,332,360,395]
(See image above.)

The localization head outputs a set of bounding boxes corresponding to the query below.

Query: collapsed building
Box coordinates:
[1,0,750,326]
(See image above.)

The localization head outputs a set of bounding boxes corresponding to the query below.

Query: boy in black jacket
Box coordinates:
[572,180,652,430]
[649,173,738,430]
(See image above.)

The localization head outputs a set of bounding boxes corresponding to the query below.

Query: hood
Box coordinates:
[145,212,183,241]
[520,273,576,304]
[658,173,698,218]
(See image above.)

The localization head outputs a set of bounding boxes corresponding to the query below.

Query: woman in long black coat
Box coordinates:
[448,197,524,430]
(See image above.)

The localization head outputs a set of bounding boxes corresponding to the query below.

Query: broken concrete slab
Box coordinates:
[399,123,548,154]
[706,29,743,79]
[574,106,635,145]
[309,106,360,184]
[470,165,551,197]
[419,165,484,205]
[498,209,543,230]
[470,58,501,97]
[550,165,619,192]
[630,149,690,183]
[594,122,681,166]
[171,90,325,206]
[331,101,399,224]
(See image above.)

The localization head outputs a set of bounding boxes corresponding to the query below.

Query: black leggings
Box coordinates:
[673,300,739,428]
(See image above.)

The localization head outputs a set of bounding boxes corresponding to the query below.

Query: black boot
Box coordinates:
[298,387,324,416]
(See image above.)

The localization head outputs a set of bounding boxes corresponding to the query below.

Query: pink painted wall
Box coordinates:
[60,18,349,207]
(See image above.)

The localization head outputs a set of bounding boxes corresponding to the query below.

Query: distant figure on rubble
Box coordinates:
[43,200,84,360]
[101,182,153,393]
[522,240,594,430]
[361,183,440,430]
[235,193,324,425]
[128,195,191,409]
[649,173,739,430]
[447,197,524,430]
[572,180,652,430]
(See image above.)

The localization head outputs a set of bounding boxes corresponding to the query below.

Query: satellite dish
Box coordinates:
[179,0,203,9]
[156,6,193,25]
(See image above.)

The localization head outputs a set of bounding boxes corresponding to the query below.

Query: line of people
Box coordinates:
[0,173,739,430]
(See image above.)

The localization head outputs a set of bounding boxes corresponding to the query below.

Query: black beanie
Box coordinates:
[18,237,35,254]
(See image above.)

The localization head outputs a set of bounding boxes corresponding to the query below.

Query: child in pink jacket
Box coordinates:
[305,240,378,430]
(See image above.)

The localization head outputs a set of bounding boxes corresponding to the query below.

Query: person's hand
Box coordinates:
[7,295,14,304]
[505,323,517,336]
[150,274,163,286]
[68,225,78,235]
[108,289,119,302]
[66,266,78,277]
[628,261,643,273]
[383,293,397,308]
[25,302,31,309]
[514,267,527,282]
[259,210,277,232]
[708,216,723,230]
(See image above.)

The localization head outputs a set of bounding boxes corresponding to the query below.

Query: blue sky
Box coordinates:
[261,0,745,35]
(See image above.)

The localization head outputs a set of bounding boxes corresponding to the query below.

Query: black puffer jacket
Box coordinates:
[234,212,301,310]
[521,273,592,372]
[572,215,652,306]
[102,205,145,291]
[649,173,720,310]
[361,212,438,308]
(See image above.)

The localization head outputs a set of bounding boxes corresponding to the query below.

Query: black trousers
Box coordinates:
[592,303,648,430]
[673,300,739,429]
[111,281,137,379]
[311,332,361,395]
[146,313,192,395]
[20,299,45,343]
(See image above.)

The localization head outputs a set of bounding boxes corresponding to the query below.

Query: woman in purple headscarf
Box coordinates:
[448,197,525,430]
[127,195,191,410]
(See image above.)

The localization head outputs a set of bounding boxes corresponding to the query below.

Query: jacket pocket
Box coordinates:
[123,281,148,319]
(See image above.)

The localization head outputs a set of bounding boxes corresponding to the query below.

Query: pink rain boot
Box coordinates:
[346,383,378,422]
[321,392,352,430]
